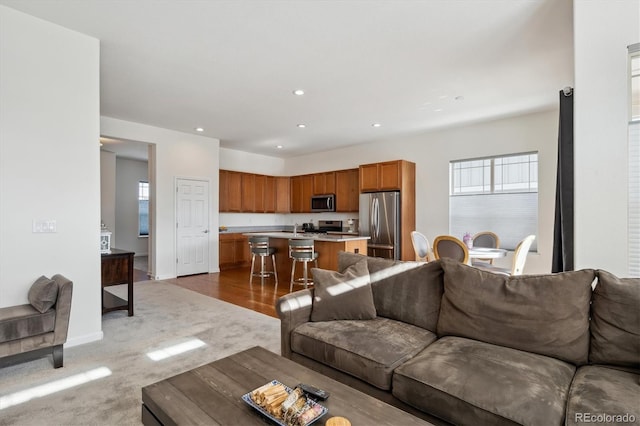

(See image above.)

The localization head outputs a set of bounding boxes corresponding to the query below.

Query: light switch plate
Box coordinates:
[33,219,57,233]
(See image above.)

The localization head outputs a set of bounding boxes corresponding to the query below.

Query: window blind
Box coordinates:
[629,122,639,277]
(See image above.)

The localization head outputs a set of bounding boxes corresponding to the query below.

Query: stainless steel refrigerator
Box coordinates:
[359,191,400,260]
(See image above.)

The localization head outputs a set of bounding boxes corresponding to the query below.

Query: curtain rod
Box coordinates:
[562,86,573,96]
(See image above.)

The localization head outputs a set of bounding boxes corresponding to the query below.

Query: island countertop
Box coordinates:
[242,232,368,283]
[242,231,369,243]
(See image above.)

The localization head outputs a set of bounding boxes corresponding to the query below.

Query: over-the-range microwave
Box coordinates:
[311,194,335,212]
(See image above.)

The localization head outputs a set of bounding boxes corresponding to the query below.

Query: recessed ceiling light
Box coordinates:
[434,108,443,112]
[276,145,283,149]
[297,124,306,128]
[372,123,381,128]
[195,127,204,132]
[293,89,305,96]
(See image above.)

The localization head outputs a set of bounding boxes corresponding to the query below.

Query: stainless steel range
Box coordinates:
[303,220,342,235]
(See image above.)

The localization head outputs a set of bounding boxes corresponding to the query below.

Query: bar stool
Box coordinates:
[289,239,319,292]
[248,236,278,288]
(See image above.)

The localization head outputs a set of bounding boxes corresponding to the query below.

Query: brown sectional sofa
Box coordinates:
[276,252,640,426]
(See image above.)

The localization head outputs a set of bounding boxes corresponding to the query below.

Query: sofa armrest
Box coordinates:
[51,274,73,346]
[275,289,313,358]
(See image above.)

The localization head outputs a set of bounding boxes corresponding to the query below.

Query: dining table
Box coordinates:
[466,247,508,265]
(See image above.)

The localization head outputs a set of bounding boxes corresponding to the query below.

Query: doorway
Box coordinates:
[176,178,210,276]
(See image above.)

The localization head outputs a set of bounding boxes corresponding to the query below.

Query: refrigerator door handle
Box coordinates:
[374,198,380,239]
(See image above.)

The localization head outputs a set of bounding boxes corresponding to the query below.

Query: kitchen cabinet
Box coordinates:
[219,170,242,212]
[219,233,250,270]
[275,176,290,213]
[254,174,266,212]
[335,168,359,212]
[290,175,314,213]
[359,160,409,192]
[313,172,336,195]
[264,176,276,213]
[241,174,256,212]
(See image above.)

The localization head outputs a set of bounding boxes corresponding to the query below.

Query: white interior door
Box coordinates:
[176,178,209,276]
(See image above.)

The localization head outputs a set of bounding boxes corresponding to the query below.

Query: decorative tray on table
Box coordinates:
[242,380,328,426]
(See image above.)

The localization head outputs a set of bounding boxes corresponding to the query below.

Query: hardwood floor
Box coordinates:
[161,268,302,318]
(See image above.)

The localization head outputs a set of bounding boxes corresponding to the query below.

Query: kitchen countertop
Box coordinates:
[243,231,369,242]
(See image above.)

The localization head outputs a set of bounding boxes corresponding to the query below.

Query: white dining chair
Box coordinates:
[411,231,434,262]
[473,235,536,276]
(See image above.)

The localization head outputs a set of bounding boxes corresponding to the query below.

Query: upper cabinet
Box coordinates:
[313,172,336,195]
[219,168,358,213]
[290,175,314,213]
[359,160,409,192]
[220,171,288,213]
[335,169,359,212]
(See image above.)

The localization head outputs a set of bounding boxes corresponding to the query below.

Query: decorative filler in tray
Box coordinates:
[242,380,328,426]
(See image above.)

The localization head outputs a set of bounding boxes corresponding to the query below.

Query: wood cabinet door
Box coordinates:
[219,170,229,212]
[300,175,314,212]
[359,163,379,192]
[336,169,359,212]
[219,237,236,268]
[227,171,243,212]
[379,160,401,190]
[275,176,290,213]
[241,173,256,212]
[290,176,302,213]
[264,176,276,213]
[254,175,266,212]
[313,172,336,195]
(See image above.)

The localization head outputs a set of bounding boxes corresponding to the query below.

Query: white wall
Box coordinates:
[276,109,559,274]
[100,117,220,278]
[219,147,285,175]
[0,6,102,345]
[115,157,149,255]
[100,150,116,233]
[574,0,640,276]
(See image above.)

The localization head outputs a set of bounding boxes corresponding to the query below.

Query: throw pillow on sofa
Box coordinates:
[310,258,376,321]
[28,275,58,313]
[438,259,595,365]
[590,270,640,369]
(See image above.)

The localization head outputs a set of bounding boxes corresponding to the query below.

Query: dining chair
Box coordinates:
[433,235,469,264]
[411,231,434,262]
[471,231,500,265]
[473,235,536,276]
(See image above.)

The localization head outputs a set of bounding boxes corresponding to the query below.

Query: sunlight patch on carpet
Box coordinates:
[0,367,112,410]
[146,338,206,361]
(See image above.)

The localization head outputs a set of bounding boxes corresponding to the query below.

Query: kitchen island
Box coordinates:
[243,231,369,285]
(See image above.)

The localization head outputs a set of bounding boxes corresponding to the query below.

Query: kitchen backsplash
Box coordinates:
[219,212,357,229]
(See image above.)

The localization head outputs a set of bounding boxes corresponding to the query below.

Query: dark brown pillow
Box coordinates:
[590,270,640,368]
[28,275,58,313]
[310,258,376,321]
[437,259,594,365]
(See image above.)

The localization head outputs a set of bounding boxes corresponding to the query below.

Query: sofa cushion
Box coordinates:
[590,270,640,369]
[393,336,576,426]
[0,304,56,343]
[291,317,437,390]
[566,366,640,426]
[438,259,594,365]
[338,252,444,332]
[310,258,376,321]
[28,275,58,313]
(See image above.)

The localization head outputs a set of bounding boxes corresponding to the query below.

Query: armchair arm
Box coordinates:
[51,274,73,346]
[275,289,313,358]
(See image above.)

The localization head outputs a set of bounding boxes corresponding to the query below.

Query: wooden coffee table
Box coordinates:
[142,346,433,425]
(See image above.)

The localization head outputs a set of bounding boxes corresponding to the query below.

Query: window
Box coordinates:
[449,152,538,251]
[138,181,149,237]
[629,43,640,277]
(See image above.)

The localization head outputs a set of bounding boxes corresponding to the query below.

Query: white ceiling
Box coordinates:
[1,0,574,159]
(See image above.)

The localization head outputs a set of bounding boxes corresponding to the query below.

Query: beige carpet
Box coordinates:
[0,280,280,425]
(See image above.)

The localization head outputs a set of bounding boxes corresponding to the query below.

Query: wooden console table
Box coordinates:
[101,248,134,316]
